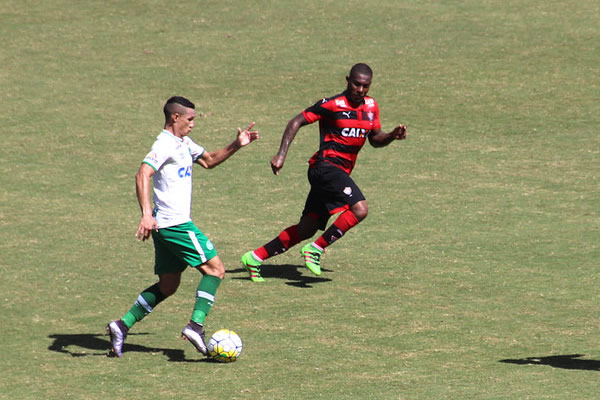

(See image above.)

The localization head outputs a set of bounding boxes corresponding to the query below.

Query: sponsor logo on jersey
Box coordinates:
[335,99,348,108]
[341,127,368,138]
[342,111,352,119]
[343,186,353,197]
[365,98,374,106]
[178,165,192,178]
[145,152,159,164]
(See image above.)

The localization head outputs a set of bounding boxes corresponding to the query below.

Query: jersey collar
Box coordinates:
[160,129,184,142]
[342,92,366,109]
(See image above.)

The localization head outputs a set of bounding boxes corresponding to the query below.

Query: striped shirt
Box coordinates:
[303,92,381,174]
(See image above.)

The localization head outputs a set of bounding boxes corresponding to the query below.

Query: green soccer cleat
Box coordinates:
[300,243,323,276]
[241,251,265,282]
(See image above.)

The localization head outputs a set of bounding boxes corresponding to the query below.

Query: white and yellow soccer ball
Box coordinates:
[208,329,243,362]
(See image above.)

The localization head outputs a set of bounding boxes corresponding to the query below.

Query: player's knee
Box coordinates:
[158,278,180,297]
[298,225,318,240]
[352,202,368,221]
[214,268,226,280]
[161,286,177,297]
[297,215,320,239]
[354,209,368,222]
[201,256,226,279]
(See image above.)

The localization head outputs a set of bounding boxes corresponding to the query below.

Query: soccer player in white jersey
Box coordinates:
[107,96,258,357]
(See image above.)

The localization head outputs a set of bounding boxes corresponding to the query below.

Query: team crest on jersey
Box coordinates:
[366,112,374,121]
[343,186,353,197]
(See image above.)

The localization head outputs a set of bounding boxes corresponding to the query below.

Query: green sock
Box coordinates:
[121,283,166,329]
[191,274,222,325]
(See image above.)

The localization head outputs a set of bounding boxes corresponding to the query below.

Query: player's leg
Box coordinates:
[241,224,302,282]
[243,214,319,263]
[297,212,329,276]
[301,166,367,274]
[297,212,322,239]
[177,224,221,356]
[106,231,185,357]
[181,259,222,355]
[241,196,322,281]
[191,256,224,326]
[106,276,178,357]
[120,274,177,328]
[313,200,367,249]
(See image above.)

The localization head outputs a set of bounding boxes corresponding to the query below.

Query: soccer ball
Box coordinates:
[208,329,243,362]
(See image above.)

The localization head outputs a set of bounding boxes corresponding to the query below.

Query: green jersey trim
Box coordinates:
[142,160,158,172]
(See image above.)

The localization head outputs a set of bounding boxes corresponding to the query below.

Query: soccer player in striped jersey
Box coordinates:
[107,96,258,357]
[241,63,407,282]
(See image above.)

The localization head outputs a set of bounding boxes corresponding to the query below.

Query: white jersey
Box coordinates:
[142,129,205,228]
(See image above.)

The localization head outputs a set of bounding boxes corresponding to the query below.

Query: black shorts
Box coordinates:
[302,163,365,230]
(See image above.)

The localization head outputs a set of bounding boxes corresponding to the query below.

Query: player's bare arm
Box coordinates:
[196,122,259,169]
[271,113,309,175]
[135,163,158,241]
[368,124,407,148]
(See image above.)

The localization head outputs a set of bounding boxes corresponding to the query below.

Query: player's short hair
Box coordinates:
[164,96,195,121]
[349,63,373,78]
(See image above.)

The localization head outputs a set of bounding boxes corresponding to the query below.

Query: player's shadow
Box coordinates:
[500,354,600,371]
[48,333,213,362]
[230,264,332,288]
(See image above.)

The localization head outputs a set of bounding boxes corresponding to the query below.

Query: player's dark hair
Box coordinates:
[349,63,373,78]
[163,96,195,121]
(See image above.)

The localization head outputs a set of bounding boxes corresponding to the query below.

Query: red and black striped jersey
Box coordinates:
[302,92,381,174]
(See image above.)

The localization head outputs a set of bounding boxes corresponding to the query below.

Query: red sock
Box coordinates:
[314,210,359,249]
[254,225,301,260]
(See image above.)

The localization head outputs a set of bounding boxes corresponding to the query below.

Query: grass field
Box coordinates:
[1,0,599,399]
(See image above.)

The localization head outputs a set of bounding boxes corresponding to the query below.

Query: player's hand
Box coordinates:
[136,215,158,241]
[236,122,259,147]
[270,154,285,175]
[391,124,407,140]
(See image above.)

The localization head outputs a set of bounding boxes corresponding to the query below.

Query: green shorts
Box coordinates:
[151,221,218,275]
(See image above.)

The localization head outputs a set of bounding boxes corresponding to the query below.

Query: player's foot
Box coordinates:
[181,321,208,355]
[106,319,129,357]
[301,243,323,276]
[241,251,265,282]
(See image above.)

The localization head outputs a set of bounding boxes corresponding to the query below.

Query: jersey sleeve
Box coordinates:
[142,143,170,171]
[372,100,381,131]
[186,138,206,162]
[302,98,329,124]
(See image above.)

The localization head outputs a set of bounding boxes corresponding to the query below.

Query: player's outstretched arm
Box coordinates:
[271,113,308,175]
[196,122,259,169]
[368,124,407,148]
